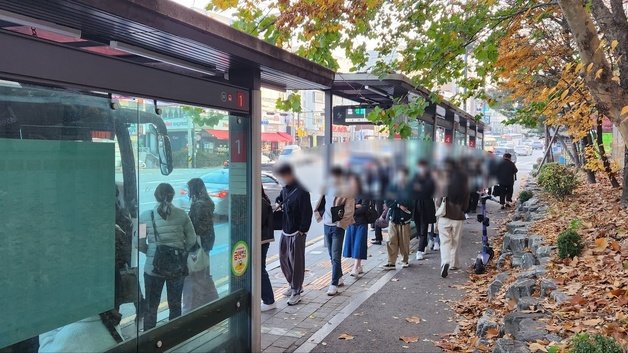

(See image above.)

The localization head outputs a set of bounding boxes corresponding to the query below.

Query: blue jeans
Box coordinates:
[324,225,345,286]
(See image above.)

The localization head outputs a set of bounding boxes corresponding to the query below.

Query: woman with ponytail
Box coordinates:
[141,183,196,330]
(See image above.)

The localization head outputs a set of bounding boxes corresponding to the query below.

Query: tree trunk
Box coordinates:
[559,135,579,168]
[596,115,620,187]
[623,146,628,206]
[581,136,597,183]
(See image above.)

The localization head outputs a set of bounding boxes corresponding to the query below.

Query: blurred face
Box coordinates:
[279,173,294,185]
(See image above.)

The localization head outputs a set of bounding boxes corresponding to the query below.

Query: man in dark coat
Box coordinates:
[496,153,518,209]
[412,160,437,260]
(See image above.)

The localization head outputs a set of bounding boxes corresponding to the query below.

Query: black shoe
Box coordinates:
[441,263,449,278]
[371,240,382,245]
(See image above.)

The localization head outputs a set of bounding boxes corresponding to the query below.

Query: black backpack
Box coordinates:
[364,200,379,224]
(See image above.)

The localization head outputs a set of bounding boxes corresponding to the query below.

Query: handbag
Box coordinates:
[331,204,345,223]
[151,211,189,279]
[435,197,447,217]
[364,201,379,224]
[273,188,298,231]
[187,236,209,273]
[118,265,139,304]
[374,206,390,229]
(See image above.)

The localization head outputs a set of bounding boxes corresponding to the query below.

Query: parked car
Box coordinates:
[514,144,533,156]
[493,147,517,163]
[261,153,274,165]
[277,145,302,161]
[176,170,282,218]
[531,140,544,150]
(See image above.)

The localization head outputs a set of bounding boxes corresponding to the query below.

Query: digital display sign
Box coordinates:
[333,105,376,125]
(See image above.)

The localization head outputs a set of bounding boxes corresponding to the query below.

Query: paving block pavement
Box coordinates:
[261,200,509,353]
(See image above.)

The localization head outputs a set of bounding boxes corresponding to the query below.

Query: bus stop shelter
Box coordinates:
[330,73,486,148]
[0,1,333,352]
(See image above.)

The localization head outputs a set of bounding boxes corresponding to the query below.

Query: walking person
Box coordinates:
[275,164,312,306]
[412,160,436,261]
[436,161,469,278]
[315,166,355,296]
[382,167,413,270]
[496,153,518,209]
[261,185,276,311]
[141,183,196,330]
[343,174,369,277]
[182,178,219,314]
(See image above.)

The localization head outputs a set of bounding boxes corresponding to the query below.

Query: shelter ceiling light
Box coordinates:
[110,41,217,77]
[0,9,81,38]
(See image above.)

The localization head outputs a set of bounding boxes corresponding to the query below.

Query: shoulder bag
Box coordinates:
[434,197,447,217]
[364,200,379,224]
[187,236,209,273]
[273,188,298,230]
[151,211,189,279]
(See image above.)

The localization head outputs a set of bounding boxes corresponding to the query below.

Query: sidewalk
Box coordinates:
[261,201,509,353]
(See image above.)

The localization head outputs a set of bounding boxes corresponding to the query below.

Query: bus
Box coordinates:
[484,135,499,152]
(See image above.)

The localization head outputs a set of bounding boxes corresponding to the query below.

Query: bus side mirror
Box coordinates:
[158,134,173,175]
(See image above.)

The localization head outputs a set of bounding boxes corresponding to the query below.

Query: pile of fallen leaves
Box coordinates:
[437,176,628,352]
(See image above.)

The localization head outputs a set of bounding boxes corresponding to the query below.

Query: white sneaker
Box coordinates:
[287,293,301,306]
[465,213,470,220]
[326,285,338,296]
[283,288,293,297]
[261,302,276,312]
[349,268,359,277]
[358,266,364,274]
[338,277,345,287]
[402,262,409,268]
[415,251,425,260]
[434,242,440,251]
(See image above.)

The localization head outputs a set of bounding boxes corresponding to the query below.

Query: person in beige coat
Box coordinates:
[314,166,355,296]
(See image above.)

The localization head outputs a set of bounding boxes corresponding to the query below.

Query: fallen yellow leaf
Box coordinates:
[594,238,608,252]
[529,342,548,352]
[405,316,421,324]
[582,318,602,326]
[338,333,354,340]
[486,327,500,339]
[400,336,419,344]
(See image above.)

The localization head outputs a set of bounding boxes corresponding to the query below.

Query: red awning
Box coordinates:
[262,132,293,143]
[206,129,230,140]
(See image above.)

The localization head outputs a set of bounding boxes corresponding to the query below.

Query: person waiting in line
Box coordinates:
[495,153,518,209]
[140,183,196,330]
[261,185,276,311]
[182,178,219,314]
[343,174,370,278]
[315,166,355,296]
[436,160,469,278]
[382,167,414,270]
[275,163,312,306]
[411,160,436,261]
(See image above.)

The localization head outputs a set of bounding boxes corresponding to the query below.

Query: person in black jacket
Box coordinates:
[412,160,437,261]
[182,178,218,314]
[495,153,518,209]
[275,163,312,306]
[261,185,276,311]
[382,167,414,270]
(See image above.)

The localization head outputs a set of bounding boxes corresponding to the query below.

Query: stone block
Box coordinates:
[551,290,571,304]
[507,221,529,232]
[540,279,557,297]
[497,252,512,269]
[503,234,528,254]
[516,297,540,311]
[476,310,500,338]
[528,236,544,252]
[536,246,554,258]
[517,266,546,280]
[492,338,531,353]
[506,278,536,301]
[520,253,537,269]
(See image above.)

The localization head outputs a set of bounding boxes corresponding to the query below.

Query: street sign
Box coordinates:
[333,105,376,125]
